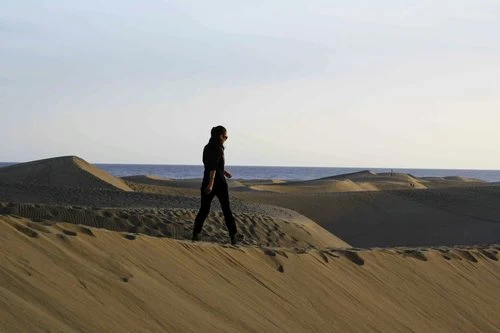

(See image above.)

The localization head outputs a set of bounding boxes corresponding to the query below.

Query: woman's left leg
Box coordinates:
[215,186,237,237]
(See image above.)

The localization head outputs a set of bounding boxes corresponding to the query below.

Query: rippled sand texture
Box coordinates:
[0,203,348,248]
[1,216,499,333]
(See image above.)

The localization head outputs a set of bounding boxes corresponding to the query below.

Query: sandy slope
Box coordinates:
[122,170,487,196]
[1,216,499,333]
[123,176,247,196]
[1,156,497,248]
[236,185,500,247]
[0,202,349,248]
[0,156,132,191]
[249,178,379,193]
[243,171,486,193]
[2,156,499,332]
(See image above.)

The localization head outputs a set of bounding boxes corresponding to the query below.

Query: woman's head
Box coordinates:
[210,125,228,145]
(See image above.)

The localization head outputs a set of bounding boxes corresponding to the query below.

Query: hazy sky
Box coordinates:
[2,1,499,168]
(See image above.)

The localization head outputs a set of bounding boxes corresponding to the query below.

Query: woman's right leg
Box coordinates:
[193,190,216,237]
[215,186,237,237]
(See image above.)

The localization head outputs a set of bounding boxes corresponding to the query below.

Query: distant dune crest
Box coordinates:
[0,156,132,191]
[247,169,484,193]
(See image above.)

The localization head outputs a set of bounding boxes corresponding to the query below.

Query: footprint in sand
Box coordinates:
[456,250,478,263]
[14,223,39,238]
[102,211,113,218]
[57,233,69,241]
[27,222,51,233]
[400,249,428,262]
[330,250,365,266]
[62,229,77,236]
[78,226,95,237]
[318,251,330,263]
[263,249,285,273]
[479,250,498,261]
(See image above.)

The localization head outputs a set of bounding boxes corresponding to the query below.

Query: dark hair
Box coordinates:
[209,125,227,147]
[211,125,226,139]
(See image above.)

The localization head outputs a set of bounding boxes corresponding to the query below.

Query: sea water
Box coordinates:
[1,162,500,182]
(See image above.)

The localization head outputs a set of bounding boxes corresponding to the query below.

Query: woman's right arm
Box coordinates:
[205,170,216,194]
[204,145,221,194]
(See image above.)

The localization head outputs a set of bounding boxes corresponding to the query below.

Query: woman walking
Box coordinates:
[192,126,242,245]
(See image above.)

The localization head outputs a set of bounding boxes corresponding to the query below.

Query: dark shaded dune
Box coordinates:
[122,175,173,183]
[123,176,246,195]
[0,156,132,191]
[236,185,500,248]
[123,175,201,189]
[0,180,319,225]
[124,181,200,196]
[0,202,349,248]
[123,175,247,193]
[1,158,497,250]
[0,180,197,208]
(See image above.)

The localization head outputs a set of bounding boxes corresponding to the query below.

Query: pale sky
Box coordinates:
[2,1,499,168]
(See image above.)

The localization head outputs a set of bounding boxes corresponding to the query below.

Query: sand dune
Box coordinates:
[124,171,436,195]
[0,157,497,249]
[123,175,247,193]
[1,215,499,333]
[122,175,174,184]
[0,202,349,248]
[0,156,132,191]
[245,170,487,193]
[237,185,500,247]
[249,178,379,193]
[249,170,427,193]
[123,176,246,198]
[1,156,500,332]
[420,176,486,188]
[123,175,203,189]
[239,179,288,185]
[123,175,201,196]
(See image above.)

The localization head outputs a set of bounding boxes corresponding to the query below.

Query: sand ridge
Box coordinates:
[0,202,349,248]
[0,156,132,192]
[123,176,248,195]
[236,185,500,247]
[1,215,499,333]
[123,170,488,195]
[1,156,498,249]
[243,170,487,193]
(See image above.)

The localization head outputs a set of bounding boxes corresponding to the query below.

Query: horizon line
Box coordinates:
[1,160,499,172]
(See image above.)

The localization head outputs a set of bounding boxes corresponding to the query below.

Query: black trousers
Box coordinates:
[193,183,237,236]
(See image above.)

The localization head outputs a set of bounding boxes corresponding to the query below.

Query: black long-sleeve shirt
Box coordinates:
[202,140,226,187]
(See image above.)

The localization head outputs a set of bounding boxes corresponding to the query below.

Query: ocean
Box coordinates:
[2,162,499,182]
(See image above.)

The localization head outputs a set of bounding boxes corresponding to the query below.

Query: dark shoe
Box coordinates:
[192,232,200,242]
[230,233,244,245]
